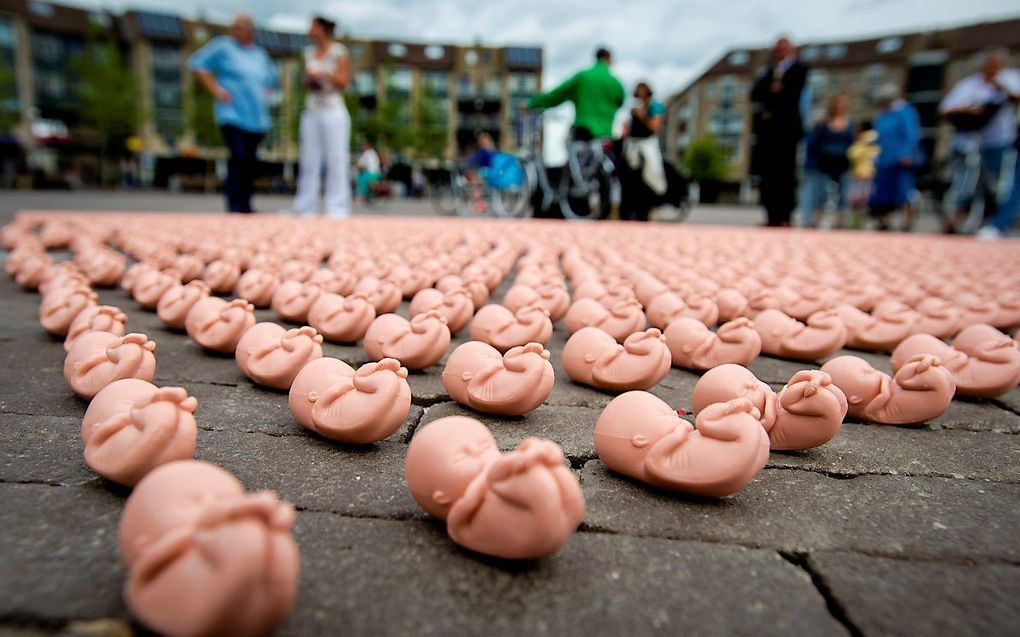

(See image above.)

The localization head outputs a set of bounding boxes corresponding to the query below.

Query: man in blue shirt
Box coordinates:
[189,14,278,213]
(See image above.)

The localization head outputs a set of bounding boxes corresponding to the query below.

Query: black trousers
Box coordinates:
[221,124,265,213]
[757,137,799,226]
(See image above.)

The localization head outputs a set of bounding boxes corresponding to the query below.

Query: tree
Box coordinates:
[187,82,221,148]
[0,62,18,134]
[69,34,141,184]
[683,134,730,184]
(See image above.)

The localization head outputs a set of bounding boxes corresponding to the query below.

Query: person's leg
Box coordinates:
[799,170,823,227]
[778,140,799,226]
[291,110,323,215]
[220,125,245,212]
[322,106,352,217]
[238,130,263,213]
[989,149,1020,233]
[833,172,850,228]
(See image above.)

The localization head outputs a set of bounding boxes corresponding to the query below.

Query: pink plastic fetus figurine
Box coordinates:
[753,308,848,362]
[235,268,280,308]
[409,287,475,334]
[664,317,762,370]
[951,323,1019,357]
[156,280,211,331]
[836,303,919,352]
[64,332,157,399]
[184,297,256,354]
[891,331,1020,399]
[691,364,847,451]
[39,284,98,337]
[437,275,489,309]
[405,416,584,559]
[364,311,451,370]
[271,280,323,323]
[646,291,720,329]
[469,304,553,352]
[442,341,554,416]
[715,288,750,323]
[201,259,241,294]
[821,354,955,425]
[81,379,197,485]
[289,357,411,443]
[594,391,769,497]
[118,460,299,637]
[562,298,647,343]
[64,305,127,352]
[354,276,402,315]
[307,292,376,343]
[131,268,181,310]
[915,297,964,340]
[235,322,324,390]
[502,283,571,322]
[562,327,671,392]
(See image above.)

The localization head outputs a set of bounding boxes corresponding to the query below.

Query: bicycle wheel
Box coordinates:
[559,168,613,220]
[429,177,458,215]
[491,163,535,218]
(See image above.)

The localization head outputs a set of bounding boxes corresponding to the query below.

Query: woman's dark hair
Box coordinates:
[312,16,336,36]
[634,81,652,98]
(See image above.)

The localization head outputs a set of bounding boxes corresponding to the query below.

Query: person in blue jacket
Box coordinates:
[188,14,278,213]
[868,83,920,230]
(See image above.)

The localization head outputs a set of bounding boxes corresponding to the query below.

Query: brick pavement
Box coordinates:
[0,206,1018,636]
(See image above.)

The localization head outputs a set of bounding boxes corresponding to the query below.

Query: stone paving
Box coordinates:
[1,211,1019,636]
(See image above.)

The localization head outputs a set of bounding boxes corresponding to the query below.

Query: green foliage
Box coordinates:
[187,81,222,147]
[68,35,140,156]
[353,89,447,159]
[0,61,18,134]
[683,134,730,183]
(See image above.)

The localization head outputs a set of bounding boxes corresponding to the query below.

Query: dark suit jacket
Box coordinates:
[750,60,808,176]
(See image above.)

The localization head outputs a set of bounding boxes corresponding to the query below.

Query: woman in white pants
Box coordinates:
[291,16,351,217]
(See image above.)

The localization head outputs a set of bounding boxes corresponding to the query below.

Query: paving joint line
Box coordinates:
[779,550,862,637]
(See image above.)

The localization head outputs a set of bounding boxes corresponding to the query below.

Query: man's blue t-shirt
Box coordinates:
[188,36,278,133]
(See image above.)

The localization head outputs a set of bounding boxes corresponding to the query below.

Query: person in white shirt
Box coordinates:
[939,48,1020,234]
[355,141,383,203]
[291,16,352,217]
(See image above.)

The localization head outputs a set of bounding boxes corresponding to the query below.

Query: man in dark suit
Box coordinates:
[751,37,809,226]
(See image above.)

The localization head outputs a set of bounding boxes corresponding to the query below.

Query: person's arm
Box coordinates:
[188,37,231,103]
[633,102,663,134]
[264,51,279,90]
[750,68,772,104]
[527,71,579,110]
[939,79,978,116]
[902,105,921,165]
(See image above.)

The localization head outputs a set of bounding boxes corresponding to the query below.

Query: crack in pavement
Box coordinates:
[779,550,862,637]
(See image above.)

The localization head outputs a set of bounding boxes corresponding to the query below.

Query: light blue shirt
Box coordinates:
[940,70,1020,149]
[188,36,278,133]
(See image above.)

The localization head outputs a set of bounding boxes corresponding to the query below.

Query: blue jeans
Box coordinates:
[951,144,1012,214]
[799,170,849,226]
[989,148,1020,232]
[221,124,265,213]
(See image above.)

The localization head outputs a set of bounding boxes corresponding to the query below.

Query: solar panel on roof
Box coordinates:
[505,47,541,68]
[135,11,183,40]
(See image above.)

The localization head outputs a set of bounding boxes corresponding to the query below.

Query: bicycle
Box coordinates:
[428,157,532,218]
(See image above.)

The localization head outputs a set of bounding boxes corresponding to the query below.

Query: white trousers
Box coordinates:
[293,105,351,217]
[625,137,668,195]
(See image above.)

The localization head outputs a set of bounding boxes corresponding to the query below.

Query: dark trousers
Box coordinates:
[221,125,265,213]
[758,137,799,226]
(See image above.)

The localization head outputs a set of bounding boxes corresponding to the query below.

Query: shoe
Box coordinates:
[977,226,1002,240]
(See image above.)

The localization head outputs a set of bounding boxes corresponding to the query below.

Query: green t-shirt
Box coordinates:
[527,62,625,139]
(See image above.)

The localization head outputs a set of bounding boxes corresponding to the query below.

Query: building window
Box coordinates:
[719,77,737,104]
[387,67,413,96]
[349,43,364,61]
[876,37,902,55]
[482,76,502,99]
[0,18,15,49]
[35,70,66,99]
[150,45,181,74]
[508,72,537,95]
[864,64,886,95]
[424,45,444,60]
[32,33,64,64]
[423,71,448,98]
[387,43,407,58]
[28,1,55,18]
[456,74,473,97]
[354,70,375,97]
[728,50,749,66]
[801,45,821,62]
[464,50,478,66]
[826,44,847,59]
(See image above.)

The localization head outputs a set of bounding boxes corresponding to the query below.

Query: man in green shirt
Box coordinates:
[527,47,625,140]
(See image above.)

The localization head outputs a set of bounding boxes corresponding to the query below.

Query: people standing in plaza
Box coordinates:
[800,93,854,228]
[868,83,921,231]
[290,16,352,217]
[846,122,879,227]
[939,48,1020,236]
[620,81,667,221]
[751,36,809,227]
[188,14,278,213]
[354,140,383,204]
[526,47,625,142]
